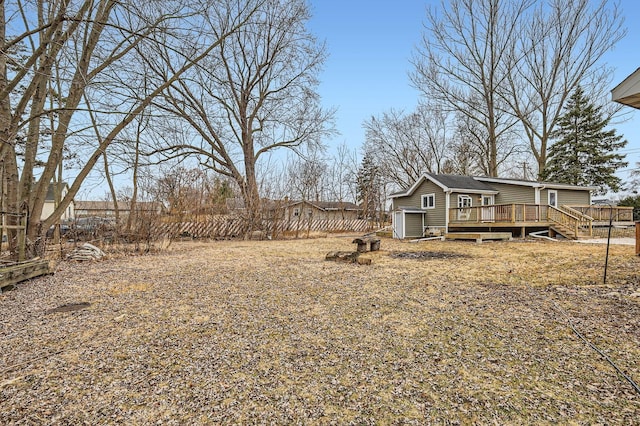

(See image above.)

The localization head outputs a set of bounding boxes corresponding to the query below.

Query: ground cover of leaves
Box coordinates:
[1,236,639,424]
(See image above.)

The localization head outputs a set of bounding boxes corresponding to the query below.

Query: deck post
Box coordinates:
[511,204,516,223]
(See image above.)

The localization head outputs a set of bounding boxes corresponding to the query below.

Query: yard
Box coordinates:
[1,236,639,424]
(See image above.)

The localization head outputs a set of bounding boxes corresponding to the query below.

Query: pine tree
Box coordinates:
[542,86,627,194]
[356,152,382,221]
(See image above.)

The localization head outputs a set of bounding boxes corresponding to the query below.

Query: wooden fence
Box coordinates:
[152,217,372,239]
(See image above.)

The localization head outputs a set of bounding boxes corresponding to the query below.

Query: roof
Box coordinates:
[431,174,497,192]
[289,200,361,211]
[611,67,640,109]
[44,182,68,201]
[75,200,161,211]
[390,173,498,198]
[390,173,594,199]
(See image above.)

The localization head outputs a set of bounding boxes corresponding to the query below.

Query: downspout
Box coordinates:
[536,184,546,222]
[445,190,452,232]
[535,185,545,205]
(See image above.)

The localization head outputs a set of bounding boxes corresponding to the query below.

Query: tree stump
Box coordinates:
[352,237,381,252]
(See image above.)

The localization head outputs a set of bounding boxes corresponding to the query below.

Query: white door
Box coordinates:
[548,190,558,208]
[457,195,472,220]
[393,211,404,239]
[482,195,494,222]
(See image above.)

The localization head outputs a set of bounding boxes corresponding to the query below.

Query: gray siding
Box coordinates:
[393,179,446,228]
[426,183,447,227]
[394,179,438,208]
[542,188,590,206]
[490,182,536,204]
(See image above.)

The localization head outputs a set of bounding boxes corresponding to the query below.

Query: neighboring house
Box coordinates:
[74,200,162,219]
[282,200,362,221]
[42,182,75,222]
[390,173,633,239]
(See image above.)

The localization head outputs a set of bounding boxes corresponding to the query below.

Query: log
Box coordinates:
[325,251,360,263]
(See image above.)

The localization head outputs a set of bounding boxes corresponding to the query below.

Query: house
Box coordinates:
[282,200,362,221]
[390,173,633,239]
[74,200,162,219]
[42,182,75,221]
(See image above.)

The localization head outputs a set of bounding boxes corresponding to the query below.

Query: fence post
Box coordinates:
[636,221,640,256]
[18,213,26,261]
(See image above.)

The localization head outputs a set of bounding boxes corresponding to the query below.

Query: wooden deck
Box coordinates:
[447,204,633,239]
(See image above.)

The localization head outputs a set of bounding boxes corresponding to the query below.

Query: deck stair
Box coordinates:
[548,206,593,240]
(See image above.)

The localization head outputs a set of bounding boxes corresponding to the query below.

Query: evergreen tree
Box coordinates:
[542,86,627,194]
[356,152,382,221]
[618,195,640,221]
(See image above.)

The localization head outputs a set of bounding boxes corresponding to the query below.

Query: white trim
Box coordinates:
[458,194,473,208]
[445,190,451,232]
[457,194,473,221]
[421,193,436,209]
[475,176,595,191]
[448,188,498,195]
[612,67,640,108]
[391,174,593,200]
[389,174,449,199]
[481,195,494,205]
[534,186,542,204]
[481,195,495,222]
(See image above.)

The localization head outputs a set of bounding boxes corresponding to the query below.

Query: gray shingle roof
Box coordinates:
[429,173,496,191]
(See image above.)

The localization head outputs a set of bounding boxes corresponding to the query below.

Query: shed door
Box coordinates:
[393,211,404,239]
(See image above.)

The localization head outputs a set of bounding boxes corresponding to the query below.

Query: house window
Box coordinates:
[457,195,472,220]
[548,190,558,208]
[458,195,472,209]
[421,193,436,209]
[293,207,300,217]
[307,208,313,217]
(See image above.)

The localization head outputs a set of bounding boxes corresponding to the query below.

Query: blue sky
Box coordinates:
[308,0,640,187]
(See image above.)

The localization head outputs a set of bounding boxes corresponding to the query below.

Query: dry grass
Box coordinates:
[1,236,639,424]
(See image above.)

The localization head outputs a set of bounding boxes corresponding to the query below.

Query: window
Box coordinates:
[293,207,300,217]
[458,195,472,208]
[457,195,472,220]
[421,193,436,209]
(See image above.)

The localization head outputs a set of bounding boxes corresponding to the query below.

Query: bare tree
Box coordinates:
[411,0,532,177]
[327,142,358,212]
[0,0,260,257]
[147,0,334,236]
[363,106,451,190]
[285,148,329,203]
[450,108,523,176]
[503,0,625,178]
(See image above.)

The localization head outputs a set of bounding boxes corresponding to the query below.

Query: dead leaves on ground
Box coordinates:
[0,237,639,423]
